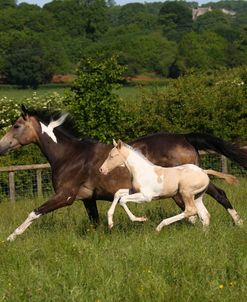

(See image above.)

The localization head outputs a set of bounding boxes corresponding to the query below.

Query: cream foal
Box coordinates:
[99,140,238,231]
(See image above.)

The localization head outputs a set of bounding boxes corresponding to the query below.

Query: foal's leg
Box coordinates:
[156,194,197,231]
[173,194,197,224]
[107,189,129,229]
[194,195,210,228]
[7,191,76,241]
[119,193,148,223]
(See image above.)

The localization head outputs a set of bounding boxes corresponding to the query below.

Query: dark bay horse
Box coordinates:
[0,106,246,240]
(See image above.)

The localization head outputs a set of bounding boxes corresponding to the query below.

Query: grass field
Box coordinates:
[0,84,162,105]
[0,179,247,301]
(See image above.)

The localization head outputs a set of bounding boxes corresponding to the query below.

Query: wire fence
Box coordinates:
[0,154,246,202]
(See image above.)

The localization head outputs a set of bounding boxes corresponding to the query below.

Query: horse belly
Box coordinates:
[179,170,209,194]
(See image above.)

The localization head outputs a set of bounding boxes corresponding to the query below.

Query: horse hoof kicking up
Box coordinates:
[100,139,238,231]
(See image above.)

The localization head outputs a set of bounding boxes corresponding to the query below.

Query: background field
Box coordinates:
[0,179,247,302]
[0,84,162,106]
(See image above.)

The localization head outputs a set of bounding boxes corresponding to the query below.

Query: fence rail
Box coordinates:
[0,163,52,202]
[0,153,247,202]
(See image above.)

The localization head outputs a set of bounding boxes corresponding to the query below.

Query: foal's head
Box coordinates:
[99,139,127,175]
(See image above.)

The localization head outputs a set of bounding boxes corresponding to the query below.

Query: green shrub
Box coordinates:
[64,55,127,143]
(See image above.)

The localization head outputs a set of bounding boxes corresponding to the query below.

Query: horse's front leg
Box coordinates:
[7,191,76,241]
[119,193,148,223]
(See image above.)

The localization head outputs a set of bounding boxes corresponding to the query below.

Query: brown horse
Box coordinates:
[0,106,246,240]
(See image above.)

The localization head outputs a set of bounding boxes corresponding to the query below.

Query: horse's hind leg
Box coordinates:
[194,195,210,228]
[156,194,197,231]
[207,182,243,225]
[173,194,197,224]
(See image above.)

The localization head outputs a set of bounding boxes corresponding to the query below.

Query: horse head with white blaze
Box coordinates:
[0,105,69,156]
[99,139,238,231]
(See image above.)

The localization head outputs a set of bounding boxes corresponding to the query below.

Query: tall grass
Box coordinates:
[0,179,247,301]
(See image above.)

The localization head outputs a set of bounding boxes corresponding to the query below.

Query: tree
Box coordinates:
[64,55,126,142]
[159,1,193,41]
[84,31,177,76]
[3,31,69,88]
[0,0,16,9]
[178,31,228,71]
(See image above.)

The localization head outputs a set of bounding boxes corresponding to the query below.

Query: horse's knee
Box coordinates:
[184,206,197,217]
[119,196,127,205]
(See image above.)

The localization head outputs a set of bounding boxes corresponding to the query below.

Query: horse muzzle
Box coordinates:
[0,137,21,155]
[99,166,108,175]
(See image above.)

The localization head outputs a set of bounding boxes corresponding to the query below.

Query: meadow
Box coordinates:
[0,179,247,302]
[0,83,163,106]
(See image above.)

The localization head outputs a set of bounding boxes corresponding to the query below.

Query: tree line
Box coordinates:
[0,0,247,87]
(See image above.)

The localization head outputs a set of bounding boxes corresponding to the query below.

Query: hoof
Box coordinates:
[135,216,148,222]
[7,234,16,242]
[236,218,244,226]
[108,223,114,230]
[156,226,162,232]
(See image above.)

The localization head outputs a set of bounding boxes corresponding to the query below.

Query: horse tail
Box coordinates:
[185,133,247,169]
[204,169,239,185]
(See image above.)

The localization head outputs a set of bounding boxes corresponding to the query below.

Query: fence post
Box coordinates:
[36,169,43,198]
[221,155,228,173]
[8,171,15,202]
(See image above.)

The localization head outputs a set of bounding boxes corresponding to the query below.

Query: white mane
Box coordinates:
[124,143,154,166]
[40,113,68,143]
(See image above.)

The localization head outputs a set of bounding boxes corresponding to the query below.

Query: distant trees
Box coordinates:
[1,31,69,88]
[178,31,228,71]
[1,0,247,86]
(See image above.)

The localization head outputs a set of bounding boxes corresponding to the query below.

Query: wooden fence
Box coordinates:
[0,153,247,202]
[0,163,50,202]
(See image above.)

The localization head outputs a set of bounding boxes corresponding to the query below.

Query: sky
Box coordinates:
[18,0,220,8]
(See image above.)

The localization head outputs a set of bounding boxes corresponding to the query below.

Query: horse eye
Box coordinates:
[13,124,20,129]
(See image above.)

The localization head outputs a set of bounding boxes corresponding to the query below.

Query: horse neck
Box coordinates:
[124,148,154,177]
[37,131,74,165]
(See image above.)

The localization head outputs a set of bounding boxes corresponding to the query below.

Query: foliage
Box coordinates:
[0,1,247,82]
[131,67,247,142]
[1,30,69,88]
[87,31,178,76]
[64,55,126,142]
[178,31,228,71]
[159,0,193,41]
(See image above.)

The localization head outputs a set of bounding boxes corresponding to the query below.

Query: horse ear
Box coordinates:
[113,139,118,147]
[21,105,29,120]
[117,139,123,149]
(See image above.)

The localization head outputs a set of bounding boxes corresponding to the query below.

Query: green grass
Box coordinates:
[0,179,247,301]
[0,84,164,106]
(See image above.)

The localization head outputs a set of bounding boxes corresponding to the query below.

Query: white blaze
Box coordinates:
[40,113,68,143]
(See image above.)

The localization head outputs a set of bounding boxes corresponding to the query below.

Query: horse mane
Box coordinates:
[25,107,82,140]
[124,143,154,166]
